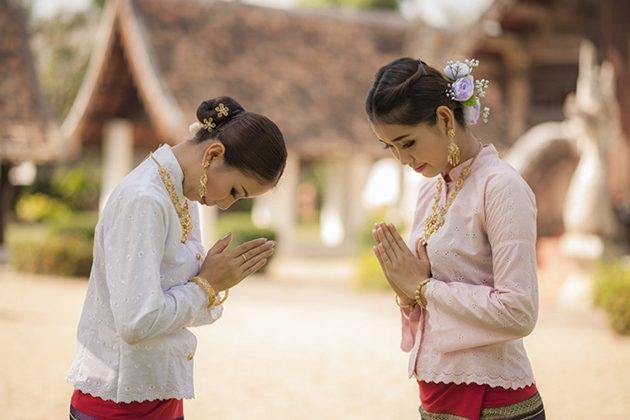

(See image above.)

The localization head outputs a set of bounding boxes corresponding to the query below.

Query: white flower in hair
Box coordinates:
[189,122,203,135]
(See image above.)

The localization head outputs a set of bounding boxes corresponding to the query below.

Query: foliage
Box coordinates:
[15,157,101,222]
[354,212,392,290]
[14,192,72,222]
[300,0,399,10]
[27,4,101,120]
[217,212,277,273]
[10,232,93,278]
[594,257,630,335]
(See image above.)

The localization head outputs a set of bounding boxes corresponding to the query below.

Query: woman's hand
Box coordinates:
[372,222,431,302]
[198,233,275,291]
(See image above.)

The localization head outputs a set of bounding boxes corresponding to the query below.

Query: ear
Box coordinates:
[203,142,225,163]
[435,106,456,134]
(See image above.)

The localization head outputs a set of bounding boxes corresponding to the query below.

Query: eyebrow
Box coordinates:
[379,133,410,144]
[242,185,249,198]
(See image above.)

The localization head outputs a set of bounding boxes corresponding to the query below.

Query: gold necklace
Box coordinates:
[420,142,483,245]
[150,153,193,244]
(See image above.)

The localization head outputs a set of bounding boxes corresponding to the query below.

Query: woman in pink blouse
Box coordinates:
[365,58,545,419]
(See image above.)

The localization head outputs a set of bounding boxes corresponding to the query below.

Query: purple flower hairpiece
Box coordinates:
[443,59,490,124]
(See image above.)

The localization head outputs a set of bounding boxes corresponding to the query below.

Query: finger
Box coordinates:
[381,224,403,253]
[377,228,397,264]
[372,228,381,245]
[387,223,410,253]
[242,258,268,277]
[231,237,270,256]
[207,232,233,255]
[240,240,275,263]
[242,246,274,269]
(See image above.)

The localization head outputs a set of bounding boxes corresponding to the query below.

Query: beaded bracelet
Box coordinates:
[189,276,229,308]
[415,278,431,309]
[395,294,415,309]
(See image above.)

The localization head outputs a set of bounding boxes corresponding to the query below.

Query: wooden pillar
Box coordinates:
[252,152,299,254]
[100,119,134,213]
[198,205,218,250]
[320,155,371,252]
[504,47,531,142]
[0,163,11,247]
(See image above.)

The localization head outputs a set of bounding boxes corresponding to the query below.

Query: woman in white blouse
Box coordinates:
[66,96,287,420]
[365,58,546,419]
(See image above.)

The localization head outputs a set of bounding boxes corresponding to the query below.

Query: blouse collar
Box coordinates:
[150,144,186,199]
[441,143,497,183]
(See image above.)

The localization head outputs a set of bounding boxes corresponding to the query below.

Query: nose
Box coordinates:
[398,149,413,166]
[218,196,238,210]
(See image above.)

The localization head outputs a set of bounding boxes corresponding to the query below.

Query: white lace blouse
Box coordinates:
[66,145,223,403]
[401,144,539,389]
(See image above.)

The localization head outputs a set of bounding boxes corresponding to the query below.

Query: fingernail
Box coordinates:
[223,232,232,239]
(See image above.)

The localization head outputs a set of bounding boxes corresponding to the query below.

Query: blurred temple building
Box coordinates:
[2,0,629,257]
[0,0,61,249]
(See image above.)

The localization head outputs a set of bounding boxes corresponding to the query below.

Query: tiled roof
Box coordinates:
[65,0,412,158]
[0,0,59,163]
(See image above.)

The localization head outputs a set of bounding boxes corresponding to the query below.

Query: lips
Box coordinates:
[413,164,427,173]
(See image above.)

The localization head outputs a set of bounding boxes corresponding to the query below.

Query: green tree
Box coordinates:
[300,0,399,11]
[27,1,103,120]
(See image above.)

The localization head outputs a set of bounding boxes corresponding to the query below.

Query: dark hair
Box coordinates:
[194,96,287,186]
[365,57,466,128]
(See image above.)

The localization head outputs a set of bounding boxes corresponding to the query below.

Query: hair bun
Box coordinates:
[196,96,245,129]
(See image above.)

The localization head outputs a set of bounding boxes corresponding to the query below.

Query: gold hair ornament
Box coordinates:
[215,103,229,118]
[202,117,216,132]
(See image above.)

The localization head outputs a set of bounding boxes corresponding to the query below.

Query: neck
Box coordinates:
[446,132,482,172]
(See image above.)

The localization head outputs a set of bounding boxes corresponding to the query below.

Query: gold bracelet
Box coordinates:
[414,278,431,309]
[189,276,218,308]
[216,289,229,306]
[395,294,415,309]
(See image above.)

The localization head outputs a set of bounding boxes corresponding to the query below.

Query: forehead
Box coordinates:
[233,169,272,198]
[370,122,425,143]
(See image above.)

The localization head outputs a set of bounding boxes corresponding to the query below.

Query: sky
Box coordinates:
[29,0,494,27]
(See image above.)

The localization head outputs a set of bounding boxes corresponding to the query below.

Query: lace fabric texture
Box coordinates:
[66,145,223,403]
[402,145,539,389]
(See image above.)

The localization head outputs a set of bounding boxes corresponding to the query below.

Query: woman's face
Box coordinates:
[370,121,450,178]
[200,158,271,210]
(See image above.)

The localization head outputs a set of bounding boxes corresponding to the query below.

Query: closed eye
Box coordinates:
[230,188,237,199]
[382,143,393,150]
[402,141,415,149]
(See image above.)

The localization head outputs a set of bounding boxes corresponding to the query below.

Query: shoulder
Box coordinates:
[477,151,534,204]
[103,162,170,218]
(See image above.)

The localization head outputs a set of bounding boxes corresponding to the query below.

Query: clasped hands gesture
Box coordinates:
[198,233,275,292]
[372,222,431,307]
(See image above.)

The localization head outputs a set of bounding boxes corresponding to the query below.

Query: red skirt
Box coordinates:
[418,381,545,420]
[70,389,184,420]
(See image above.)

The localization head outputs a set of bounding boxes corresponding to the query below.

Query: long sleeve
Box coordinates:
[423,168,539,353]
[103,193,209,345]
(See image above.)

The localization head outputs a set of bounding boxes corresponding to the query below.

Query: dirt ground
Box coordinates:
[1,238,629,419]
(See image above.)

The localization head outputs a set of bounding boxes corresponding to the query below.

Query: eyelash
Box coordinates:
[383,141,415,150]
[230,188,237,199]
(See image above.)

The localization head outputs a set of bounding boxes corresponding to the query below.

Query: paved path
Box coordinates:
[1,240,630,419]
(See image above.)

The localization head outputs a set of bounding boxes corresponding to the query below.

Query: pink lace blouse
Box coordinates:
[402,144,539,389]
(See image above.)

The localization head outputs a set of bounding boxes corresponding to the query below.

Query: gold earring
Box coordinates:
[198,161,209,198]
[446,128,460,166]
